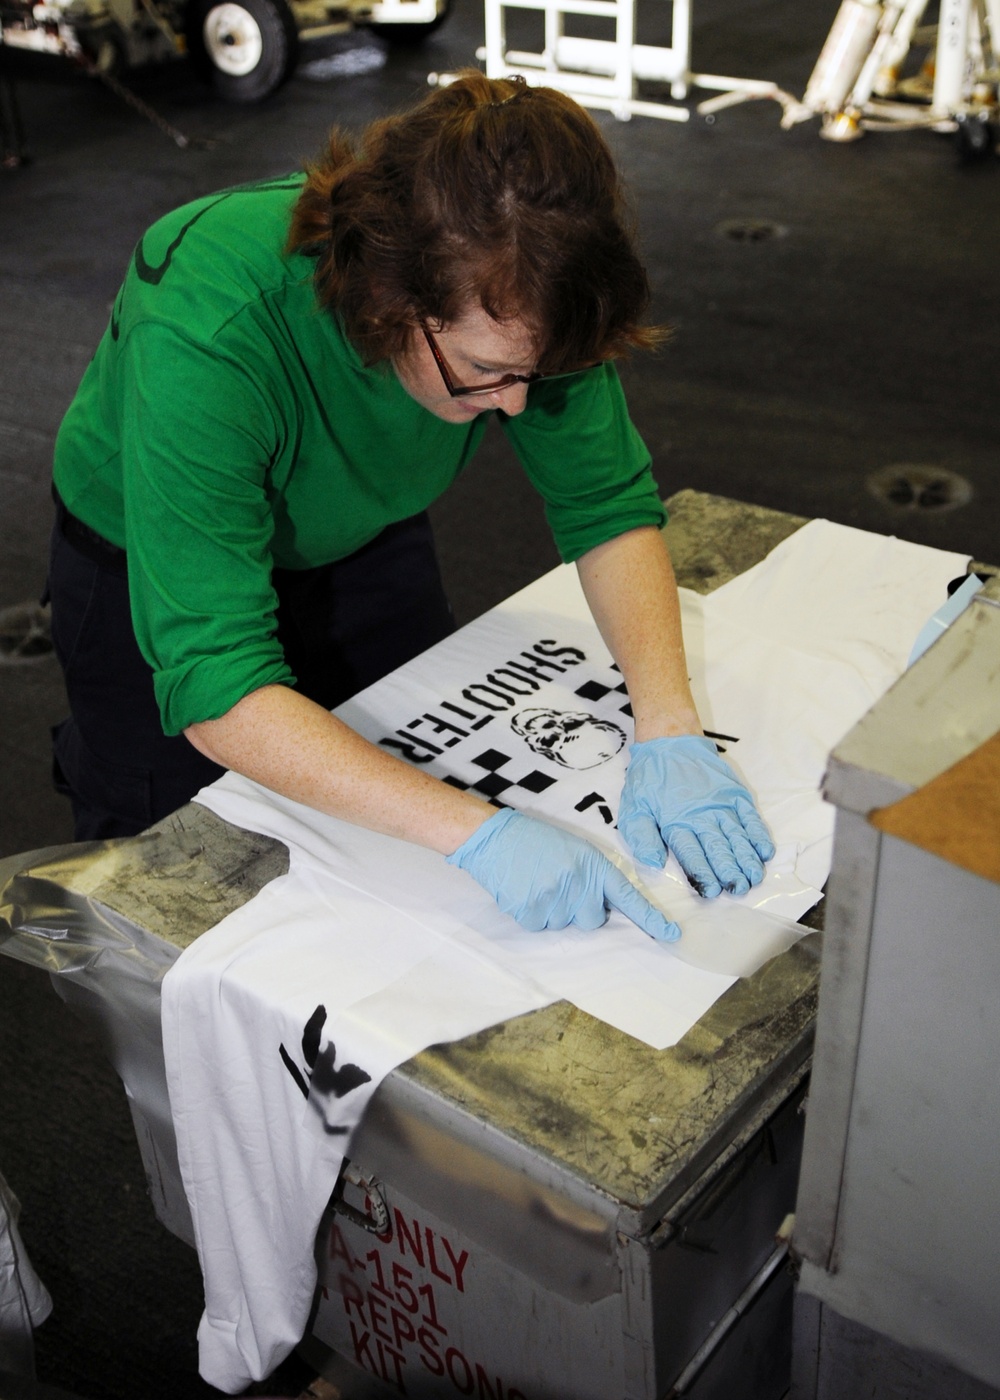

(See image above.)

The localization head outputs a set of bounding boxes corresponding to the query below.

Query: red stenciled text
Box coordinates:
[325,1207,529,1399]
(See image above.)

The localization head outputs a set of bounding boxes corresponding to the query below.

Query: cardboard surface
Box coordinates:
[869,730,1000,884]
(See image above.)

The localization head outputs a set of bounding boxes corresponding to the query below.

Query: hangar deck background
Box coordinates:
[0,0,998,1394]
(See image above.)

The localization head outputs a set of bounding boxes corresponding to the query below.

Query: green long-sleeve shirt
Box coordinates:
[54,176,666,735]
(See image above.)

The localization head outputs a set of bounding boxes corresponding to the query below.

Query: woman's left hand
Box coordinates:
[618,735,775,898]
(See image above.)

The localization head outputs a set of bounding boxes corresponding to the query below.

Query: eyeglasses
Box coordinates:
[421,324,599,399]
[421,324,540,398]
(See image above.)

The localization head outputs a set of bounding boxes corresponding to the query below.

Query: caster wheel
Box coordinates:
[186,0,298,102]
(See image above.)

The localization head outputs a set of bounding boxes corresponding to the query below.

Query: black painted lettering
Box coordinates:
[443,700,495,730]
[574,792,614,825]
[518,650,569,676]
[501,660,555,684]
[378,738,437,764]
[441,701,477,721]
[398,727,444,754]
[532,640,585,664]
[481,674,527,698]
[420,712,470,741]
[462,684,516,711]
[487,668,540,694]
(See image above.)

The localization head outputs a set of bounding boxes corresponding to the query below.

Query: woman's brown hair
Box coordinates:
[288,70,663,371]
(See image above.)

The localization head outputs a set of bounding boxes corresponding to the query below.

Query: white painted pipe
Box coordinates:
[932,0,972,112]
[803,0,883,114]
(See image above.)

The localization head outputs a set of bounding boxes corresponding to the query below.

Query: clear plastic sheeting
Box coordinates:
[0,841,184,1198]
[0,842,180,1074]
[0,1168,53,1379]
[633,868,809,978]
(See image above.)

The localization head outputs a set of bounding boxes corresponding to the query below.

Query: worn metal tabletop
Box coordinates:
[2,490,821,1237]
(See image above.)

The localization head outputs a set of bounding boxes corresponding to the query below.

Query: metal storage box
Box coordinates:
[1,493,822,1399]
[309,940,817,1398]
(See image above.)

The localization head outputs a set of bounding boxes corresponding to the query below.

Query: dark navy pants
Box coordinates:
[47,503,455,841]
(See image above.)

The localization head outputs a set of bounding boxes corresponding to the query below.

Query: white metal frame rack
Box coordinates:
[467,0,787,122]
[481,0,687,120]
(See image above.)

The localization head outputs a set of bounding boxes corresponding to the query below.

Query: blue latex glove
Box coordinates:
[618,735,775,898]
[447,808,680,941]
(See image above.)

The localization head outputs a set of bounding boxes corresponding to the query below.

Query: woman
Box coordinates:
[48,72,773,937]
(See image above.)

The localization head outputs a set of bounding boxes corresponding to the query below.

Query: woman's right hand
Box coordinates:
[446,808,680,940]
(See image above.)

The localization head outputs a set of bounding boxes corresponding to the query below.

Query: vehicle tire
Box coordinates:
[368,0,451,45]
[185,0,299,102]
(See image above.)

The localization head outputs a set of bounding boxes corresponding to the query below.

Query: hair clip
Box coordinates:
[488,74,529,106]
